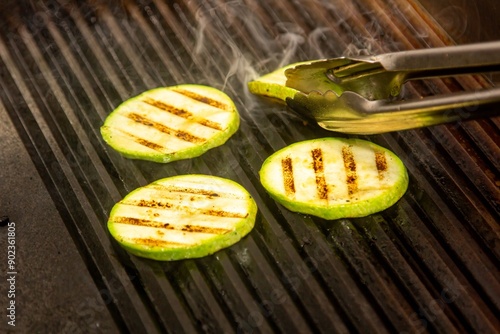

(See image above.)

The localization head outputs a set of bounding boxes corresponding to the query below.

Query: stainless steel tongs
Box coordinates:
[284,41,500,134]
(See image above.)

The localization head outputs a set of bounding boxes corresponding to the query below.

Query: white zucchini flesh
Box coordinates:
[108,175,257,261]
[259,138,408,220]
[101,85,240,163]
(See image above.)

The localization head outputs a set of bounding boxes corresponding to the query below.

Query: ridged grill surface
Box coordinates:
[0,0,498,333]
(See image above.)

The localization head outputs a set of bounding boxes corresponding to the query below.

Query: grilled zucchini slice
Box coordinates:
[101,85,240,163]
[260,138,408,220]
[107,175,257,261]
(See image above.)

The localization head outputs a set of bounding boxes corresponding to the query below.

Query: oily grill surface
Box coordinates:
[0,0,498,333]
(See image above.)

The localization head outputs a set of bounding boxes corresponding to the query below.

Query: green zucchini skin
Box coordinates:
[107,175,257,261]
[259,138,408,220]
[101,85,240,163]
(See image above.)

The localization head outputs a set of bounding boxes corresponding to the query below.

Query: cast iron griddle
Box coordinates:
[0,0,498,333]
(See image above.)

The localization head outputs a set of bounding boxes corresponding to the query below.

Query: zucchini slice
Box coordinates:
[248,61,312,102]
[259,138,408,220]
[101,85,240,163]
[108,175,257,261]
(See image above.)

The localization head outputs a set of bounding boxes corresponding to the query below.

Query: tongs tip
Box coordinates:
[284,58,350,96]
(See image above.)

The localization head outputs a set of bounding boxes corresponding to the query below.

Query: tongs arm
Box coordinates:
[286,87,500,134]
[374,41,500,79]
[287,41,500,100]
[283,41,500,134]
[333,86,500,115]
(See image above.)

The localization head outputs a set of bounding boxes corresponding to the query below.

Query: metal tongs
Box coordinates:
[284,41,500,134]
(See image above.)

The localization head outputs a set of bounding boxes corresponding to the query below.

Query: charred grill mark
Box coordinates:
[175,131,205,144]
[181,224,232,234]
[202,209,248,218]
[131,237,187,247]
[136,138,164,151]
[113,216,231,235]
[121,199,248,219]
[311,148,328,200]
[198,119,223,131]
[117,129,166,152]
[171,88,231,111]
[342,145,358,196]
[134,199,173,209]
[375,151,388,180]
[143,98,191,118]
[114,216,168,228]
[127,112,206,144]
[158,186,220,198]
[281,156,295,195]
[142,97,224,131]
[147,184,246,199]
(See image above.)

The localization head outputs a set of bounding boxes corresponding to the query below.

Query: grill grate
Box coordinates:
[0,0,498,332]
